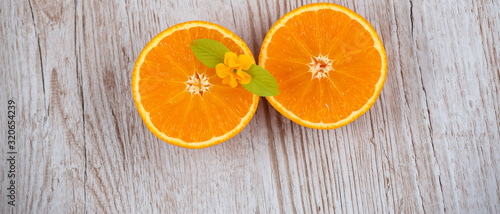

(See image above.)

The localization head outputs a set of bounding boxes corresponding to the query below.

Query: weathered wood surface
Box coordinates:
[1,0,499,213]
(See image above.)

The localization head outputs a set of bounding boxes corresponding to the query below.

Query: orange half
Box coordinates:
[260,3,387,129]
[132,21,259,148]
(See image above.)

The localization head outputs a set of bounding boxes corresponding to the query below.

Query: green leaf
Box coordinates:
[241,65,279,97]
[190,39,230,68]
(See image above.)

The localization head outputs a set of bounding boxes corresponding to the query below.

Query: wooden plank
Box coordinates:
[79,0,281,213]
[0,0,85,213]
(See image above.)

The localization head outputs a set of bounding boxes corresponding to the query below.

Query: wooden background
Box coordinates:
[1,0,499,213]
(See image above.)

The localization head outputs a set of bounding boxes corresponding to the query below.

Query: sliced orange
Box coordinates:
[260,3,387,129]
[132,21,259,148]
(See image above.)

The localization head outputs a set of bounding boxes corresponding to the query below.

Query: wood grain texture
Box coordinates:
[1,0,499,213]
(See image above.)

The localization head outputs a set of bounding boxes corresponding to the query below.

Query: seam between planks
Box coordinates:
[263,102,286,213]
[27,0,46,111]
[73,0,87,213]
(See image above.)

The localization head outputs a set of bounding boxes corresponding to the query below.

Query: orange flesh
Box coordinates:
[137,27,255,143]
[263,8,383,124]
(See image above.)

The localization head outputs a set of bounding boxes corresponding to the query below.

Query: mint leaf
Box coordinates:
[241,65,279,97]
[190,39,230,68]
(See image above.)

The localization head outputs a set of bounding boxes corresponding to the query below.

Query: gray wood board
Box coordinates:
[0,0,499,213]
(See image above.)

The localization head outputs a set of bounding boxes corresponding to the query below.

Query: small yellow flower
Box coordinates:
[215,52,252,88]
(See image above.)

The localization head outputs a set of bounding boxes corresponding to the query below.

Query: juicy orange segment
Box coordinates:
[260,3,388,129]
[132,21,259,148]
